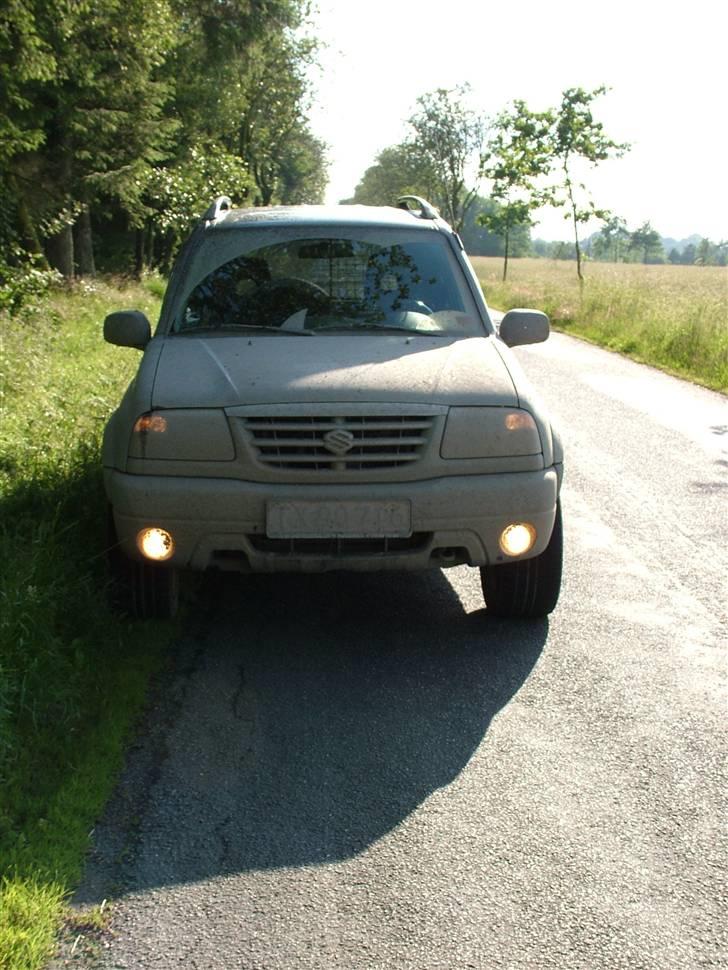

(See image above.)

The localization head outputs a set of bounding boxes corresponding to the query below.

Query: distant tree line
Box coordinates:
[666,238,727,266]
[537,221,728,266]
[0,0,326,289]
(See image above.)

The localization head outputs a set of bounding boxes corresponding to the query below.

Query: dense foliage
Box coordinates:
[0,0,327,284]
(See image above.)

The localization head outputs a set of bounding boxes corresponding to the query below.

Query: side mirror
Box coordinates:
[499,309,549,348]
[104,310,151,349]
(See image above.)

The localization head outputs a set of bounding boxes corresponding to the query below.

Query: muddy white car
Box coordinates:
[103,197,563,618]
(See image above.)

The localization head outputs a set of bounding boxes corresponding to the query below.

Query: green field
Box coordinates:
[473,258,728,393]
[0,278,173,970]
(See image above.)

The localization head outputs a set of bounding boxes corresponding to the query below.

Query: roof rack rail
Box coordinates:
[397,196,439,220]
[202,195,232,223]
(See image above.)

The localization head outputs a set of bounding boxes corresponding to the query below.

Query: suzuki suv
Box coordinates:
[103,196,563,618]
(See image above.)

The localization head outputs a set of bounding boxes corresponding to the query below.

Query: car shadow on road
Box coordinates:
[76,568,548,901]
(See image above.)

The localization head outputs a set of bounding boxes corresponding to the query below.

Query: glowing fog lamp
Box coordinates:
[499,522,537,557]
[137,527,175,561]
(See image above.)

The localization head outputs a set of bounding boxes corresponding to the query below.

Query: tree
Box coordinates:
[234,31,320,205]
[548,86,629,282]
[348,143,437,206]
[694,237,727,266]
[277,127,328,205]
[1,0,179,276]
[66,0,179,274]
[406,85,484,232]
[479,100,552,279]
[142,144,254,271]
[460,197,531,257]
[165,1,314,208]
[0,0,321,280]
[591,216,630,262]
[628,222,664,263]
[0,0,60,265]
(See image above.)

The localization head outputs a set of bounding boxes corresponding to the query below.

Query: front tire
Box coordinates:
[481,502,563,618]
[130,559,179,620]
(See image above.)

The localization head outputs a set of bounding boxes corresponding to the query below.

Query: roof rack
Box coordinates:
[202,195,232,223]
[396,196,439,220]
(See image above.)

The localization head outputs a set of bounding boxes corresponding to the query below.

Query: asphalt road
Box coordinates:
[54,333,727,970]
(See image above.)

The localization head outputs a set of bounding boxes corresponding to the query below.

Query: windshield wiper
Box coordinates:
[174,324,313,336]
[315,324,450,336]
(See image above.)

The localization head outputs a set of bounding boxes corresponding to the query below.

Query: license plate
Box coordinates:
[266,501,412,538]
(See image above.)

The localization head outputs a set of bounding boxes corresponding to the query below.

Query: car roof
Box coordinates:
[206,203,449,233]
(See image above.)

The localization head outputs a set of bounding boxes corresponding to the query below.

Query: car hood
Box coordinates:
[151,334,518,408]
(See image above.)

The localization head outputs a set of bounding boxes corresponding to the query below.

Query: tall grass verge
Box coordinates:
[473,258,728,393]
[0,277,173,970]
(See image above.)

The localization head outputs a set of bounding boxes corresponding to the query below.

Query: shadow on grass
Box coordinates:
[0,441,168,889]
[75,567,548,898]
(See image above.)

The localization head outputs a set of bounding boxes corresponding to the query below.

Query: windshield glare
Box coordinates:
[172,235,483,336]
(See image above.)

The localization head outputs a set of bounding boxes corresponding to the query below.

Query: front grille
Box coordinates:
[242,414,434,471]
[248,533,432,557]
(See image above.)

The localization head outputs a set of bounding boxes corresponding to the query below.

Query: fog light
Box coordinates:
[137,527,175,561]
[499,522,536,557]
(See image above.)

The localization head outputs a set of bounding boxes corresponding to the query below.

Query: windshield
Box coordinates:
[172,233,484,336]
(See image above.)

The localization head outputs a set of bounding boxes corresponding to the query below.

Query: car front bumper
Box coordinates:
[105,468,560,573]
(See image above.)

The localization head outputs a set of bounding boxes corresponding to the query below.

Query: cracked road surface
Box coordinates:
[53,333,727,969]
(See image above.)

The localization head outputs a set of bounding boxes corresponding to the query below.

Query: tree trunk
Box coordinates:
[46,224,75,278]
[146,224,155,268]
[44,146,75,277]
[569,196,583,285]
[564,164,584,285]
[74,206,95,276]
[134,228,146,279]
[10,176,49,267]
[574,225,583,284]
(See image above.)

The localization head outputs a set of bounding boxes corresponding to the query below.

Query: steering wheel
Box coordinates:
[257,277,329,308]
[240,277,329,328]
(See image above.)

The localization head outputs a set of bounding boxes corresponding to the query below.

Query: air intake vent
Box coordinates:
[242,414,434,471]
[248,533,431,556]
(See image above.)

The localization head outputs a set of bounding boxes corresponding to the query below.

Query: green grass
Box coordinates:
[0,276,174,970]
[472,257,728,393]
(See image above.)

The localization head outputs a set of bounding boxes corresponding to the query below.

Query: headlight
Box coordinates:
[441,407,541,459]
[129,409,234,460]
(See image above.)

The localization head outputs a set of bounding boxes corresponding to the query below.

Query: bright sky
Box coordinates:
[307,0,727,242]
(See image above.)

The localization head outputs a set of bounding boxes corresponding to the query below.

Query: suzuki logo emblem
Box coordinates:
[323,429,355,455]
